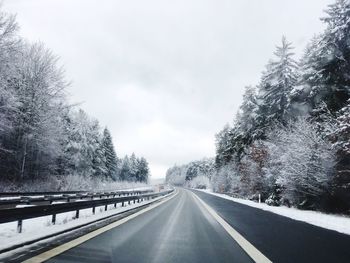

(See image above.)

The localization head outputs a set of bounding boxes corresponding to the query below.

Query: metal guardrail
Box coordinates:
[0,189,174,233]
[0,189,153,209]
[0,191,88,197]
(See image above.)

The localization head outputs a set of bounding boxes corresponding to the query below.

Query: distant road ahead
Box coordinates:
[33,188,350,263]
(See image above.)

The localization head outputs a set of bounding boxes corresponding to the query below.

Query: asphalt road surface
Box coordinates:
[43,188,350,263]
[45,189,253,263]
[193,190,350,263]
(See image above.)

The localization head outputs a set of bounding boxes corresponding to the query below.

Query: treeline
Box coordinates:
[167,0,350,214]
[0,8,149,187]
[165,158,214,188]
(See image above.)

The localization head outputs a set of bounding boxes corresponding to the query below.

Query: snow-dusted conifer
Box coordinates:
[256,37,298,134]
[101,127,118,180]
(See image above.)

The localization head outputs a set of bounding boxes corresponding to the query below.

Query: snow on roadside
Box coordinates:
[0,193,169,252]
[195,189,350,236]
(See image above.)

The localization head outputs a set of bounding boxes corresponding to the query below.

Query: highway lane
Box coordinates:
[193,190,350,263]
[44,189,254,263]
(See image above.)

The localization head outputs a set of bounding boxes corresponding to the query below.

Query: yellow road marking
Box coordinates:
[23,190,178,263]
[191,191,272,263]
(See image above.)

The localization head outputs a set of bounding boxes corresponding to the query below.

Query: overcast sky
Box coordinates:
[6,0,333,178]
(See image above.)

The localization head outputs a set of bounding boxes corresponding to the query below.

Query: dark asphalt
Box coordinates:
[46,189,253,263]
[193,190,350,263]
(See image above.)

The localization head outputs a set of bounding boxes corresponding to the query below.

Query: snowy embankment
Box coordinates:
[196,189,350,235]
[0,192,169,253]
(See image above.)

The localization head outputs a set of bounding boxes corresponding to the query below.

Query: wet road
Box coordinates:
[46,189,253,263]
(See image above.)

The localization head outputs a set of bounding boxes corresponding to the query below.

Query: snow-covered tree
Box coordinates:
[296,0,350,114]
[215,124,237,166]
[101,127,118,180]
[211,162,241,194]
[119,155,131,181]
[236,86,259,137]
[334,100,350,155]
[62,109,102,177]
[256,37,299,135]
[165,165,187,186]
[0,9,20,139]
[136,157,150,183]
[3,43,68,179]
[266,118,336,207]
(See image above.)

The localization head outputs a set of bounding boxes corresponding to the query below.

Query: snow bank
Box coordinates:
[196,189,350,236]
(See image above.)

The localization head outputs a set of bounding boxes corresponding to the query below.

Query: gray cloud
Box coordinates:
[6,0,333,178]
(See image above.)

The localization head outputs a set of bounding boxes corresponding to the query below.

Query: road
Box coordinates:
[34,188,350,263]
[44,189,253,263]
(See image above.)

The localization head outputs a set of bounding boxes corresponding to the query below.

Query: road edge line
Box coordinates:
[191,191,272,263]
[22,189,178,263]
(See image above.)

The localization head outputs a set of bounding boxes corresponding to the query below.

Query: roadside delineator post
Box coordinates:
[52,214,56,225]
[17,219,22,233]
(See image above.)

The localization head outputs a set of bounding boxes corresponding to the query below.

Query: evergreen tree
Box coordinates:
[129,153,138,181]
[101,127,118,180]
[92,125,107,179]
[215,124,235,167]
[236,86,258,137]
[63,110,101,177]
[298,0,350,113]
[119,155,130,181]
[137,157,150,182]
[256,37,298,136]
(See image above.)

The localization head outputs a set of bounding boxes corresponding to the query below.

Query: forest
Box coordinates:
[0,9,149,191]
[166,0,350,214]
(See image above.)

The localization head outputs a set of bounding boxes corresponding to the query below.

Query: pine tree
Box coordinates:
[92,125,107,179]
[215,124,235,167]
[129,153,138,181]
[137,157,149,182]
[63,110,101,177]
[256,37,298,135]
[237,86,258,135]
[101,127,118,180]
[334,100,350,155]
[298,0,350,113]
[119,155,130,181]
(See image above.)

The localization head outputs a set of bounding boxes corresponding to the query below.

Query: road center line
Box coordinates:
[23,190,178,263]
[191,191,272,263]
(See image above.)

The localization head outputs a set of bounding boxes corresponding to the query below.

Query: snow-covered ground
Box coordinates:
[196,189,350,235]
[0,193,170,252]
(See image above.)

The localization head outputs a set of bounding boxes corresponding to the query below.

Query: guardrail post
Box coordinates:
[122,201,125,207]
[105,204,108,211]
[17,219,23,233]
[92,206,95,214]
[138,198,140,203]
[52,214,56,225]
[133,199,136,204]
[128,200,131,205]
[114,203,117,208]
[75,210,79,219]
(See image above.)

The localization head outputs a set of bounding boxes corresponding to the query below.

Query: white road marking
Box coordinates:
[191,191,273,263]
[23,190,178,263]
